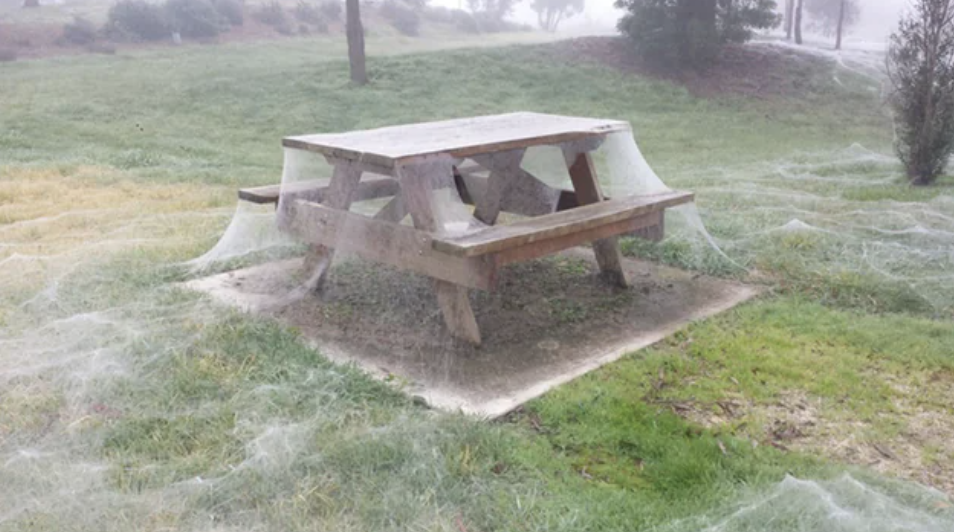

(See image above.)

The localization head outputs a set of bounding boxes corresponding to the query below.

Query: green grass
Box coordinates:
[6,32,949,316]
[2,34,954,531]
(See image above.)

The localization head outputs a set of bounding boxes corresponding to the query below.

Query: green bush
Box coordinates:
[105,0,171,41]
[212,0,244,26]
[381,0,420,36]
[615,0,779,67]
[166,0,229,38]
[61,16,98,45]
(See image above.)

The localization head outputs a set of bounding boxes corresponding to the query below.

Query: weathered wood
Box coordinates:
[490,212,663,267]
[632,210,665,242]
[372,194,407,223]
[239,176,399,205]
[457,172,575,217]
[397,158,482,345]
[564,149,629,288]
[283,113,631,169]
[431,191,693,257]
[434,282,482,345]
[287,200,496,291]
[298,162,363,289]
[471,149,525,225]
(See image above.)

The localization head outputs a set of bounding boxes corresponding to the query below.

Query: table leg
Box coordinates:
[471,149,525,225]
[562,148,630,288]
[397,157,481,345]
[300,161,363,290]
[471,149,562,223]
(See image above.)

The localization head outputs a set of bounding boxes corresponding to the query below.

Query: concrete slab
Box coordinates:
[186,251,761,418]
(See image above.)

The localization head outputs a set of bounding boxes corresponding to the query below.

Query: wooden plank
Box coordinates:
[239,176,399,205]
[565,150,627,287]
[287,199,496,291]
[431,190,693,257]
[296,162,363,290]
[492,212,662,267]
[397,158,483,345]
[435,282,482,345]
[282,112,631,169]
[632,210,665,242]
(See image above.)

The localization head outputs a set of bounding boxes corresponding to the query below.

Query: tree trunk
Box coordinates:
[346,0,367,85]
[835,0,846,50]
[784,0,794,40]
[794,0,803,45]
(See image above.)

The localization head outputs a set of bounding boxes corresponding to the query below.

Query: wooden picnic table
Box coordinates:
[243,112,693,345]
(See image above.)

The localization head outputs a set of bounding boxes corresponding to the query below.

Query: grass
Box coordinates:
[1,32,953,531]
[5,32,950,317]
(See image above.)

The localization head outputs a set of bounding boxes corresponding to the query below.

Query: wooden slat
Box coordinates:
[633,210,665,242]
[287,200,496,291]
[492,212,662,267]
[282,112,631,169]
[431,190,693,258]
[238,176,399,205]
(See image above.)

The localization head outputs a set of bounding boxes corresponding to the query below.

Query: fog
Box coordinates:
[430,0,910,44]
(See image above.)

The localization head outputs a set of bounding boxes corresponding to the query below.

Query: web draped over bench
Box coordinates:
[188,120,721,343]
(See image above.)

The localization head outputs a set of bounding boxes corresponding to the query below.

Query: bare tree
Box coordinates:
[804,0,860,49]
[531,0,584,32]
[346,0,367,85]
[794,0,803,44]
[784,0,795,40]
[835,0,845,49]
[887,0,954,185]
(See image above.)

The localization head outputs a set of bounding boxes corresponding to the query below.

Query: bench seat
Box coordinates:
[431,190,693,260]
[238,176,399,205]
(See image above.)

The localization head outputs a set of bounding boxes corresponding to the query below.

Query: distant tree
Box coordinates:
[466,0,519,22]
[783,0,794,39]
[804,0,859,49]
[793,0,803,44]
[616,0,780,67]
[834,0,846,49]
[22,0,39,7]
[886,0,954,185]
[346,0,367,84]
[531,0,583,32]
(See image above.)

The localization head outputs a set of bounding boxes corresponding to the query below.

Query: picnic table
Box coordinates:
[240,112,693,345]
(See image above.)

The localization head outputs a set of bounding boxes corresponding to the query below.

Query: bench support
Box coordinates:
[397,158,482,346]
[299,162,363,291]
[563,149,630,288]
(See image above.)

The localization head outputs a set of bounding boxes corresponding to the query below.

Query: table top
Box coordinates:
[282,112,630,169]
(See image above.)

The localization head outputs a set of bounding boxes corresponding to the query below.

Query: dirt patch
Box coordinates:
[546,36,833,99]
[665,388,954,497]
[187,250,759,417]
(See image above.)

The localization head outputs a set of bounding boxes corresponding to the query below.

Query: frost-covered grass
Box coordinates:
[2,38,954,530]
